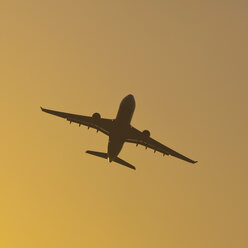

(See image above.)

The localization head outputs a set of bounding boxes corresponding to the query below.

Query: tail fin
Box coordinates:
[85,150,136,170]
[86,150,108,159]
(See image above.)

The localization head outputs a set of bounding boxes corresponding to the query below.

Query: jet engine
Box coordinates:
[143,130,150,137]
[92,112,101,119]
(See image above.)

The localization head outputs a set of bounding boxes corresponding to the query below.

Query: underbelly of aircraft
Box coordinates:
[107,124,129,159]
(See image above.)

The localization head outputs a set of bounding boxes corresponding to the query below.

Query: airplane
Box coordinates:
[41,94,197,170]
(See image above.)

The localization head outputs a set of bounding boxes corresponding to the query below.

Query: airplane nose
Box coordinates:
[120,94,135,109]
[125,94,135,103]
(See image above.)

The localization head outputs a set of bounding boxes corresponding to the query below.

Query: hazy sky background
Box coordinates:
[1,1,247,247]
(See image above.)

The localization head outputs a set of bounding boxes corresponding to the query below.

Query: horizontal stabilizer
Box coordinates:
[114,157,136,170]
[86,150,136,170]
[86,150,108,159]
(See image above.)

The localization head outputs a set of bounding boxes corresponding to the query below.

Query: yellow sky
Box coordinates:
[1,1,247,247]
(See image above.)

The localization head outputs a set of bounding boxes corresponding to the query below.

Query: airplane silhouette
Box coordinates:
[41,94,197,170]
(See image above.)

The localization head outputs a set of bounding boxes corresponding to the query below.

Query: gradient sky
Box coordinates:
[1,1,247,247]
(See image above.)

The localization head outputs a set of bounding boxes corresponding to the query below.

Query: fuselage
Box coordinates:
[107,94,135,161]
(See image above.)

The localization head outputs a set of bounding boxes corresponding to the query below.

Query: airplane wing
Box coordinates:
[125,126,197,164]
[41,107,113,135]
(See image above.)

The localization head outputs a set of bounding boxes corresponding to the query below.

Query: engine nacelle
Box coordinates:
[143,130,150,137]
[92,112,101,119]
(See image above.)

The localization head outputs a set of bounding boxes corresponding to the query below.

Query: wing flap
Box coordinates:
[126,126,197,164]
[41,107,113,135]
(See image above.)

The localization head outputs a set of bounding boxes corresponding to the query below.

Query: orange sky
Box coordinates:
[1,1,247,247]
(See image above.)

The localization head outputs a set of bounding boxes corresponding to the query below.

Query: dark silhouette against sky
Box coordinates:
[41,94,197,170]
